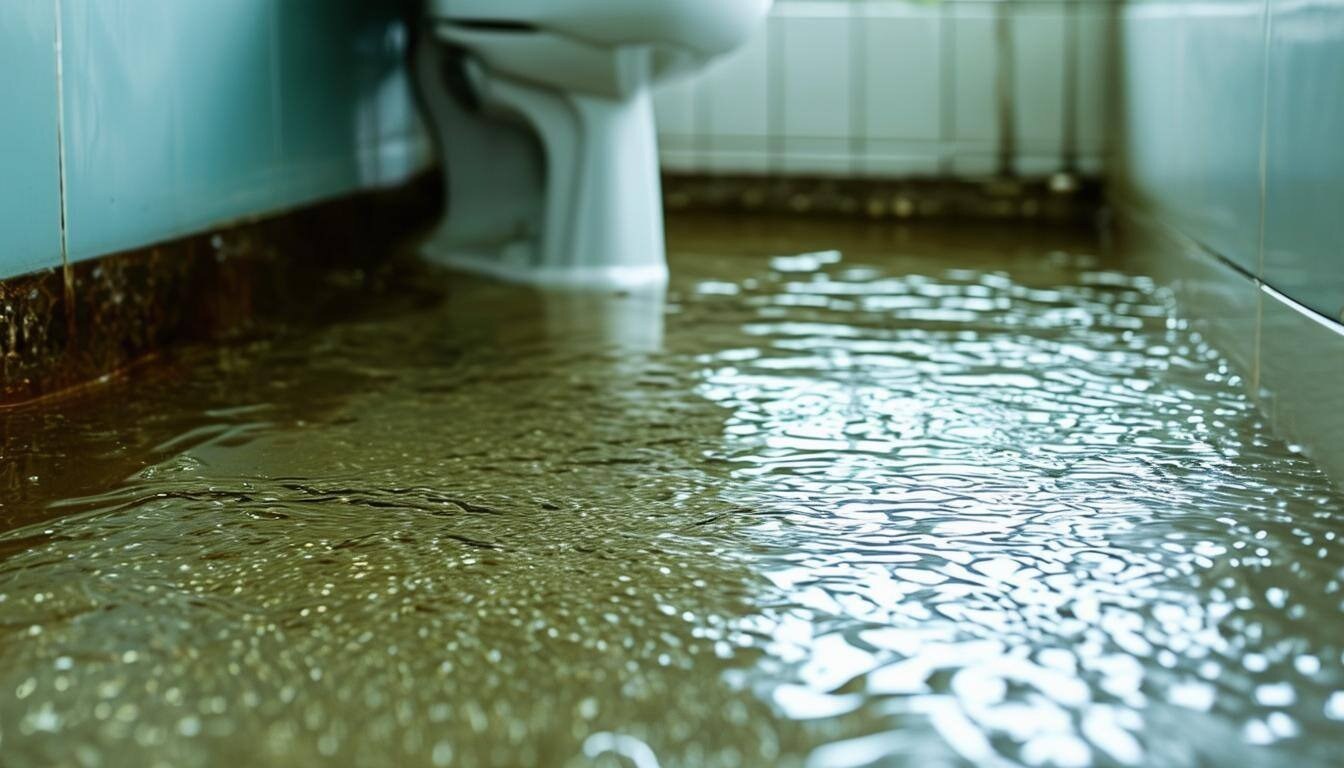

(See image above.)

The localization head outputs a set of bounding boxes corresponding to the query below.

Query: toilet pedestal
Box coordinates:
[416,37,668,289]
[415,1,770,288]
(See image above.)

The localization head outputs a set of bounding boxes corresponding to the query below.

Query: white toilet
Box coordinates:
[416,0,772,288]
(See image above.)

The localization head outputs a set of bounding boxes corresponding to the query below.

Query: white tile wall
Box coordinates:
[780,6,852,174]
[655,0,1113,180]
[863,3,943,176]
[700,20,772,172]
[1075,5,1111,176]
[949,3,1000,176]
[1012,8,1068,176]
[652,76,698,171]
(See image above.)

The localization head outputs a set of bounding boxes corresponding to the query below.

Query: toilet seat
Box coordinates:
[435,23,665,100]
[430,0,771,56]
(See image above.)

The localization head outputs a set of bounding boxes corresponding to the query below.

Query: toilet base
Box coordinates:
[423,243,668,290]
[416,34,669,290]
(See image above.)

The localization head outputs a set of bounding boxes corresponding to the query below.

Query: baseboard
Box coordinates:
[0,171,443,406]
[663,173,1103,223]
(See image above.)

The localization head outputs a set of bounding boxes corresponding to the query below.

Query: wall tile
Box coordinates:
[1075,6,1111,173]
[949,3,999,176]
[59,0,424,265]
[60,6,161,250]
[173,3,283,228]
[0,1,64,278]
[780,4,851,174]
[693,24,771,174]
[863,6,941,143]
[1115,0,1344,486]
[1262,0,1344,320]
[1116,4,1185,220]
[951,4,999,145]
[274,0,391,207]
[656,0,1097,180]
[701,30,771,143]
[653,75,697,140]
[1258,286,1344,483]
[1012,9,1066,172]
[60,0,278,262]
[1118,0,1265,276]
[1179,0,1265,276]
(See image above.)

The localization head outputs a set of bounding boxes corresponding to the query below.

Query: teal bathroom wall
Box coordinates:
[1114,0,1344,481]
[1262,0,1344,321]
[0,0,431,280]
[0,1,64,278]
[1116,0,1344,322]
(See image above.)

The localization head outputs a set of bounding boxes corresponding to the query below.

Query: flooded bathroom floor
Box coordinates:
[1,214,1342,768]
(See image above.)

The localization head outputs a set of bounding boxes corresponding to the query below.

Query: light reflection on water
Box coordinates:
[0,217,1341,767]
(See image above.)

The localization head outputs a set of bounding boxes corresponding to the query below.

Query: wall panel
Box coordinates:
[655,0,1112,180]
[0,0,431,278]
[1262,0,1344,320]
[0,1,64,279]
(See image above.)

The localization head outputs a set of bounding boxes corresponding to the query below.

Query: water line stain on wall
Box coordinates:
[0,172,441,406]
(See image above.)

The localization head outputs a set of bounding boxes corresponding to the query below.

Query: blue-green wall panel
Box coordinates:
[274,0,406,207]
[58,0,425,265]
[276,0,364,205]
[1178,2,1266,276]
[1117,7,1185,221]
[172,2,284,228]
[1262,0,1344,320]
[1120,0,1344,323]
[1117,1,1266,277]
[0,1,63,279]
[60,0,188,262]
[60,0,280,262]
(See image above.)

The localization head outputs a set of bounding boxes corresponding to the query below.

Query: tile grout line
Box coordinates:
[994,1,1018,177]
[270,1,283,168]
[1060,0,1080,173]
[1253,0,1273,395]
[939,3,957,175]
[53,0,75,344]
[766,13,785,178]
[848,0,867,177]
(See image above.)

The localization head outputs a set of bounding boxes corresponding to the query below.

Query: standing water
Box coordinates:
[1,215,1341,767]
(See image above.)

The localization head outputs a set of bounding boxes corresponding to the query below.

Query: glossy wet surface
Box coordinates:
[2,215,1342,767]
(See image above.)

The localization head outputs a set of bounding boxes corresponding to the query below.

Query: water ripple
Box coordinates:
[0,223,1341,767]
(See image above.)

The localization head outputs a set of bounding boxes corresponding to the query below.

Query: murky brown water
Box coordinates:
[2,215,1342,768]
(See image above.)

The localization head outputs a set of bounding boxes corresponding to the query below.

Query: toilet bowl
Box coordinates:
[416,0,772,288]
